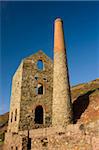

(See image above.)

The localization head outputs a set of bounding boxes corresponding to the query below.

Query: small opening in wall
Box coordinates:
[41,137,48,147]
[16,146,18,150]
[34,74,38,80]
[27,138,31,150]
[11,112,13,122]
[37,60,44,70]
[43,77,47,81]
[11,146,13,150]
[35,105,43,124]
[15,109,17,121]
[36,83,44,95]
[34,76,38,80]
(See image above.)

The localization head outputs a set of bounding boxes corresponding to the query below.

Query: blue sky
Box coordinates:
[0,1,99,114]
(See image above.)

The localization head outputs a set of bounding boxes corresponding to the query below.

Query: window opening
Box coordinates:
[35,106,43,124]
[36,83,43,95]
[15,109,17,121]
[37,60,43,70]
[11,112,13,122]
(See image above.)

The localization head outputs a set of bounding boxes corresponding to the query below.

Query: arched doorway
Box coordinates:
[35,106,43,124]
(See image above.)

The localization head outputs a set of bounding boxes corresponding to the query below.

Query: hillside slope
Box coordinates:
[0,112,9,140]
[0,112,9,149]
[71,78,99,124]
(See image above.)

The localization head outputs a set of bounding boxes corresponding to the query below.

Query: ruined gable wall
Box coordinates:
[19,51,53,130]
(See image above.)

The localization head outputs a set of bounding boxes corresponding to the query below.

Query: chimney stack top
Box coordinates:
[55,18,62,22]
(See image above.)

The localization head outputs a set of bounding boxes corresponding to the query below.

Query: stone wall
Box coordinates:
[4,120,99,150]
[19,50,53,130]
[4,131,28,150]
[30,121,99,150]
[8,62,23,133]
[7,51,53,132]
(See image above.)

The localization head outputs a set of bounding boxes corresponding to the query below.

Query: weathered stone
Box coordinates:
[52,18,72,127]
[3,18,99,150]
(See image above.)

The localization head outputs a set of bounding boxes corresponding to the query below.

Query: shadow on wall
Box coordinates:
[73,89,96,124]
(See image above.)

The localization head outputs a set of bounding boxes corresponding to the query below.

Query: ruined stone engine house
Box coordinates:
[4,18,73,150]
[8,51,53,133]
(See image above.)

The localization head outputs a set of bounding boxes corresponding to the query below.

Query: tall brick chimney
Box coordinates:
[52,18,73,127]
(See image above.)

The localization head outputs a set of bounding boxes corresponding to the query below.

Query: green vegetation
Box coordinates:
[0,112,9,143]
[0,141,4,145]
[71,78,99,100]
[0,112,9,126]
[0,132,5,142]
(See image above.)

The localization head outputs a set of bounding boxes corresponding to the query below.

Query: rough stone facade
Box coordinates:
[8,62,23,133]
[19,51,53,130]
[4,121,99,150]
[8,50,53,132]
[29,121,99,150]
[4,131,28,150]
[4,50,53,150]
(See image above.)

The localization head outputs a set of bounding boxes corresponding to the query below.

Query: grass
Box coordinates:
[0,141,4,145]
